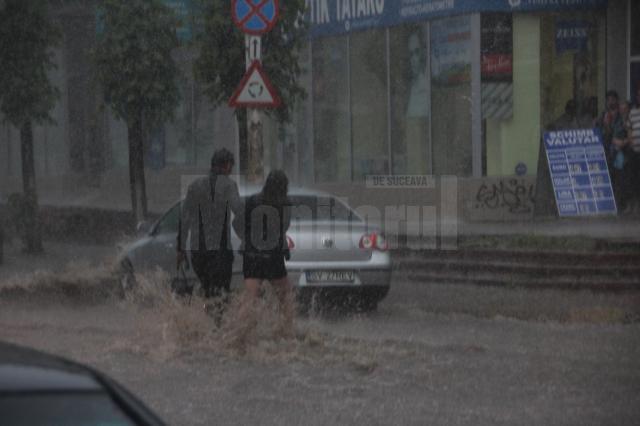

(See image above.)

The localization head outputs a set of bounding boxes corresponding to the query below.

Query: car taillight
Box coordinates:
[359,233,387,251]
[359,234,374,250]
[375,233,388,251]
[286,235,295,250]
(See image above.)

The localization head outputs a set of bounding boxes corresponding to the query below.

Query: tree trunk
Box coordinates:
[20,120,43,253]
[128,112,148,224]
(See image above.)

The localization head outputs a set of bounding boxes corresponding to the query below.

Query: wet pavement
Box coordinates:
[0,245,639,426]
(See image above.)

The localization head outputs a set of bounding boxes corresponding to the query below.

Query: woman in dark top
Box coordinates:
[232,170,294,348]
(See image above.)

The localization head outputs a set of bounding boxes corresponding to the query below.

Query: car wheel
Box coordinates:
[357,298,378,312]
[296,289,312,315]
[356,287,389,313]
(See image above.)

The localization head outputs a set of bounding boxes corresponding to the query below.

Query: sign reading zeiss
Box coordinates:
[307,0,607,38]
[543,129,617,217]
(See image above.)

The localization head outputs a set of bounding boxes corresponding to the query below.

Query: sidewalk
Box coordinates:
[459,216,640,241]
[4,172,640,243]
[3,187,640,264]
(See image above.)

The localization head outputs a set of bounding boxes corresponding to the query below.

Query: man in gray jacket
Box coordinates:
[177,149,242,314]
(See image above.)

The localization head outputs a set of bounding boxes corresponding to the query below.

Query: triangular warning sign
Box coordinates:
[229,60,281,108]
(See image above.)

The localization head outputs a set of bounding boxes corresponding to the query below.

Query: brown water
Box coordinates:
[1,261,639,425]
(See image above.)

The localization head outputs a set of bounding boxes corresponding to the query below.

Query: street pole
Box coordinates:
[247,108,263,183]
[245,35,263,183]
[231,0,279,184]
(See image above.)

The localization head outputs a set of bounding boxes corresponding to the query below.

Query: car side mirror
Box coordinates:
[136,220,151,235]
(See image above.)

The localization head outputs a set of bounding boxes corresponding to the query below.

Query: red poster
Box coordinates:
[481,54,513,77]
[481,14,513,83]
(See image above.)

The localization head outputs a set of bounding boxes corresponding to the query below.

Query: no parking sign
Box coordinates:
[232,0,279,35]
[230,0,281,108]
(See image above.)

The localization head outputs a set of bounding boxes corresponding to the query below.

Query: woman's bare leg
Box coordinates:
[271,276,295,338]
[229,278,262,351]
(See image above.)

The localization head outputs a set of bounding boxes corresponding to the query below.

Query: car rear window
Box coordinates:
[153,202,181,235]
[288,196,360,222]
[160,195,361,235]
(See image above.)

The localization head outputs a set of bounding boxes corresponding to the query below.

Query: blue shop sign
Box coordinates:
[555,20,590,54]
[307,0,608,38]
[543,128,617,217]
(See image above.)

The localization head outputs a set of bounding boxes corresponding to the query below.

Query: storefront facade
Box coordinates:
[302,0,624,184]
[0,0,636,221]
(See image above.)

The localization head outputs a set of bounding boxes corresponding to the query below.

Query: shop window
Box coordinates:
[541,12,606,131]
[350,29,389,180]
[164,70,194,166]
[160,54,217,170]
[484,11,605,177]
[312,36,351,183]
[430,15,473,177]
[389,23,431,175]
[631,0,640,58]
[270,46,314,185]
[631,0,640,101]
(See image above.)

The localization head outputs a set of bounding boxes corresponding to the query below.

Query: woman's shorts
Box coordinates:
[242,252,287,280]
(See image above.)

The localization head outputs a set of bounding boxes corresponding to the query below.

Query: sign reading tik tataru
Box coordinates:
[543,128,617,217]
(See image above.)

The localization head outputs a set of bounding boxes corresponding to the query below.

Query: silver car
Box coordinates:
[117,187,391,310]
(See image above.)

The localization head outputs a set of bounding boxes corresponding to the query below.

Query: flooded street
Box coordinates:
[2,0,639,424]
[1,262,639,426]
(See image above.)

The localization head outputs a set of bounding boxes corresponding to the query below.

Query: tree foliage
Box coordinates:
[95,0,181,129]
[194,0,308,124]
[0,0,59,253]
[0,0,60,127]
[94,0,181,221]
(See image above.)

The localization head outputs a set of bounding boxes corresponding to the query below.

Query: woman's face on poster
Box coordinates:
[408,33,423,78]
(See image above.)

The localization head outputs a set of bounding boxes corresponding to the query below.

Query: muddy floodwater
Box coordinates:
[1,259,639,426]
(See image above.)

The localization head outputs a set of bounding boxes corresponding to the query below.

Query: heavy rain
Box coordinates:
[1,1,639,425]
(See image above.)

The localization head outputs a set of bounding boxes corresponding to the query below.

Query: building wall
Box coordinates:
[486,14,541,177]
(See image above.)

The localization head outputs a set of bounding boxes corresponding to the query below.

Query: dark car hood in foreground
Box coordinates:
[0,341,166,425]
[0,342,101,392]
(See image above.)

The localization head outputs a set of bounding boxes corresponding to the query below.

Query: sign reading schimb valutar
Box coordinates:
[543,128,617,217]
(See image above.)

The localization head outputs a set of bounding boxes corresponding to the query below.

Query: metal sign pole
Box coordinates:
[231,0,280,183]
[246,35,263,183]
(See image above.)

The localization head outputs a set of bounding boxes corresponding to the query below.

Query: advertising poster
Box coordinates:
[406,23,430,118]
[481,13,513,120]
[430,15,471,86]
[543,128,616,217]
[481,13,513,82]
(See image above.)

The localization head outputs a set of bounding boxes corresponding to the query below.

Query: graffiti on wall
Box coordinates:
[474,178,536,214]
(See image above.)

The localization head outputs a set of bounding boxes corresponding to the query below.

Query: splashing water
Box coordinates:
[0,260,122,305]
[0,258,386,371]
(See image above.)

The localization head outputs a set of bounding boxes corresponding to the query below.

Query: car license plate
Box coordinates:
[306,270,355,283]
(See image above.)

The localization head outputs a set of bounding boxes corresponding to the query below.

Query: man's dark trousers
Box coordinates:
[190,250,233,299]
